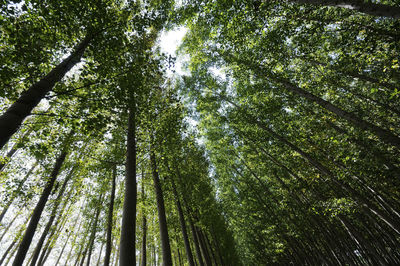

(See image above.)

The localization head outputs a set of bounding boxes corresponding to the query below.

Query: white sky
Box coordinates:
[158,27,189,76]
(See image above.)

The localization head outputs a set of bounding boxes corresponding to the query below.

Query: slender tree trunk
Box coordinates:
[54,215,79,265]
[12,150,67,266]
[176,244,182,266]
[0,240,16,265]
[211,232,224,266]
[196,226,212,266]
[38,196,73,266]
[119,104,137,266]
[150,146,173,266]
[114,246,120,266]
[29,167,74,266]
[171,177,195,266]
[289,0,400,18]
[188,215,205,266]
[141,179,147,266]
[0,162,36,223]
[228,60,400,149]
[79,245,89,266]
[105,165,117,266]
[204,233,218,266]
[233,103,400,233]
[0,211,33,265]
[85,194,103,266]
[97,242,105,266]
[0,36,91,149]
[64,215,84,266]
[275,76,400,149]
[0,210,20,242]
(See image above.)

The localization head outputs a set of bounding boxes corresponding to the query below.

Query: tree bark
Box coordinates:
[188,215,205,266]
[12,150,67,266]
[171,177,195,266]
[265,75,400,149]
[119,105,137,266]
[140,179,147,266]
[0,36,91,149]
[0,211,20,243]
[229,58,400,149]
[150,145,173,266]
[0,240,16,265]
[290,0,400,19]
[0,128,32,172]
[85,194,103,266]
[54,216,79,265]
[196,226,212,266]
[96,242,105,266]
[105,165,117,266]
[29,167,74,266]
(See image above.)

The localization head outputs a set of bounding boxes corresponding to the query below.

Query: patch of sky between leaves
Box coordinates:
[158,27,189,77]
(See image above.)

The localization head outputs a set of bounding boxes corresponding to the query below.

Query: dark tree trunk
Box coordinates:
[12,150,67,266]
[105,165,117,266]
[0,36,91,149]
[0,211,19,243]
[228,60,400,149]
[85,194,103,266]
[150,146,173,266]
[196,227,212,266]
[29,168,74,266]
[0,240,16,265]
[0,128,32,172]
[38,193,73,266]
[275,76,400,149]
[171,177,195,266]
[0,162,36,223]
[141,178,147,266]
[119,105,137,266]
[188,215,205,266]
[204,233,218,266]
[232,103,400,234]
[290,0,400,18]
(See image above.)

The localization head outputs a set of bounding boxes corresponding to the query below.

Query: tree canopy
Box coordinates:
[1,0,399,265]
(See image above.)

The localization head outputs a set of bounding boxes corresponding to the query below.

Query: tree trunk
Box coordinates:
[188,215,205,266]
[85,194,103,266]
[105,165,117,266]
[54,215,79,265]
[228,59,400,149]
[275,76,400,149]
[97,242,105,266]
[196,226,212,266]
[0,128,32,172]
[12,150,67,266]
[119,105,137,266]
[141,179,147,266]
[29,167,74,266]
[150,146,173,266]
[290,0,400,19]
[171,177,195,266]
[0,36,91,149]
[64,215,84,266]
[38,194,73,266]
[204,233,218,266]
[0,162,36,223]
[0,210,20,242]
[0,240,16,265]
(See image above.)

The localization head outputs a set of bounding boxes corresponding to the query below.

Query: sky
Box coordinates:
[158,27,189,76]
